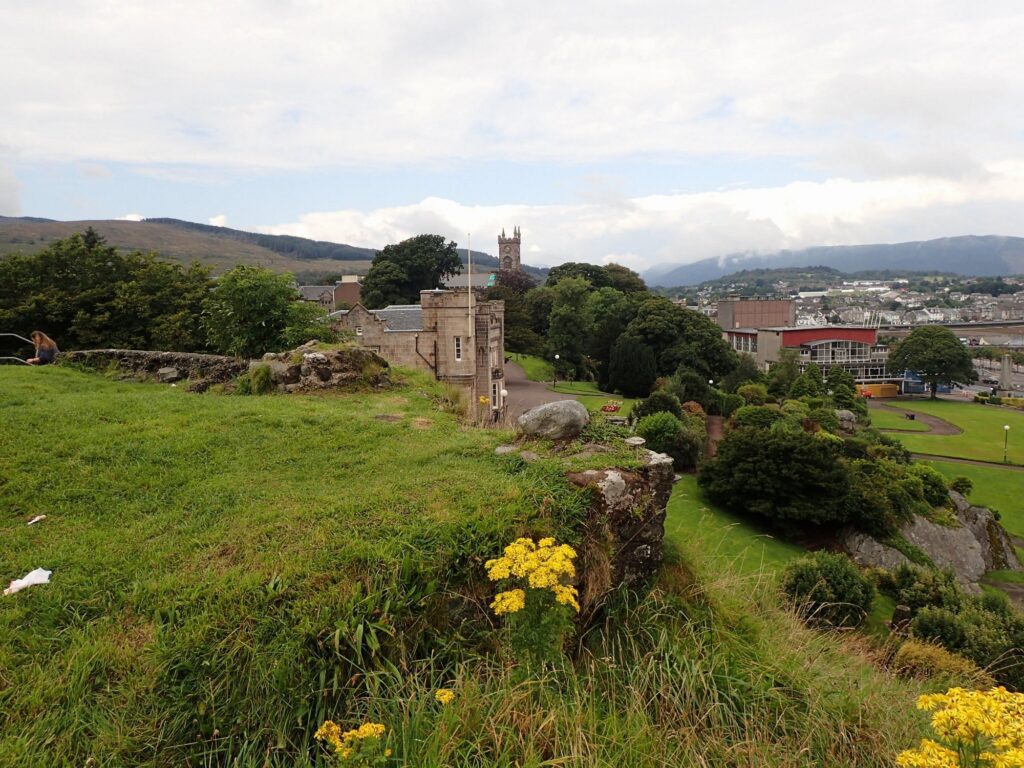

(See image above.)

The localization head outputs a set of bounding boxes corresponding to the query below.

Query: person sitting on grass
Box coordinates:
[26,331,59,365]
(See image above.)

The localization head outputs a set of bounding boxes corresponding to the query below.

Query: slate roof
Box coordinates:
[298,285,334,301]
[373,305,423,331]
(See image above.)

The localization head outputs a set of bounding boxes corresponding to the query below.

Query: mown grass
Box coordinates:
[868,406,931,432]
[890,399,1024,464]
[0,367,933,766]
[922,460,1024,540]
[664,475,805,579]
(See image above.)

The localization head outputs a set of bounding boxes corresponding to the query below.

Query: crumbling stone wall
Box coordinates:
[566,451,675,608]
[60,349,247,389]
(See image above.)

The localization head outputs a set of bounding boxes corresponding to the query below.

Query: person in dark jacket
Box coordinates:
[27,331,59,365]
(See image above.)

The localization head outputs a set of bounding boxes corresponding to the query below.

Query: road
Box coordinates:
[503,361,576,419]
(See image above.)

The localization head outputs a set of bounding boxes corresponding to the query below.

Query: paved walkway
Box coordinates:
[705,415,725,458]
[503,362,575,419]
[869,401,962,435]
[910,453,1024,471]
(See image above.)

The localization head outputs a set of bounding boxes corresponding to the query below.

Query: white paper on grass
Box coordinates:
[3,568,52,595]
[27,515,46,525]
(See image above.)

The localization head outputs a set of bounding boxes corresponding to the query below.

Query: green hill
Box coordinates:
[0,367,930,766]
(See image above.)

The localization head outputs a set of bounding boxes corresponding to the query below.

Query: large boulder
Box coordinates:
[517,400,590,440]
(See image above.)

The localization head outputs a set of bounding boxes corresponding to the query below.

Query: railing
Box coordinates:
[0,333,32,364]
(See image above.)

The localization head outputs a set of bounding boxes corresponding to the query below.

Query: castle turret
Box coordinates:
[497,226,522,272]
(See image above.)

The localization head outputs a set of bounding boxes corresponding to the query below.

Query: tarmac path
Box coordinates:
[503,361,575,419]
[869,401,962,435]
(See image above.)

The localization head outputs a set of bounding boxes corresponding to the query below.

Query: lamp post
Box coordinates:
[1005,424,1011,464]
[552,354,559,388]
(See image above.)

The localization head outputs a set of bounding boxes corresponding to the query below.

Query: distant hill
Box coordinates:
[0,216,547,280]
[647,235,1024,287]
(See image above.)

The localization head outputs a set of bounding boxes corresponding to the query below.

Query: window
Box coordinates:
[491,382,498,408]
[355,326,363,337]
[454,336,462,361]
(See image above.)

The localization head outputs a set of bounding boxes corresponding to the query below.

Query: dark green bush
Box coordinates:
[911,608,968,652]
[718,392,744,418]
[780,552,874,628]
[632,391,683,424]
[880,564,964,613]
[635,412,704,470]
[950,476,974,497]
[736,383,768,405]
[843,460,928,536]
[808,407,839,434]
[907,464,950,507]
[732,405,783,430]
[250,364,275,395]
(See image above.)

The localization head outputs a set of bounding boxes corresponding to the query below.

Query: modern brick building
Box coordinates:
[725,325,892,383]
[332,288,506,411]
[716,298,796,330]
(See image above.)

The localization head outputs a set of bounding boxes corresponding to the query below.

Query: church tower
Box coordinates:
[497,226,521,272]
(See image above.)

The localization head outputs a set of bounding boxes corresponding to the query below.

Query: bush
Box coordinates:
[631,391,683,424]
[950,476,974,497]
[843,460,929,536]
[780,552,874,628]
[808,407,839,434]
[907,464,950,507]
[881,564,964,613]
[910,607,967,649]
[731,405,782,430]
[681,400,705,416]
[635,412,705,470]
[699,428,851,525]
[736,383,767,405]
[718,392,744,418]
[892,639,993,687]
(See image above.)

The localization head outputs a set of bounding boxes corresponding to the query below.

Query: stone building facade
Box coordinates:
[498,227,522,271]
[332,288,506,410]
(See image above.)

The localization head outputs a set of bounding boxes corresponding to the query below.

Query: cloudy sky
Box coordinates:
[3,1,1024,272]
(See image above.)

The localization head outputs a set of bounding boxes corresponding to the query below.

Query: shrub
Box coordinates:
[699,428,851,525]
[631,391,683,423]
[950,476,973,496]
[636,411,703,470]
[680,400,705,416]
[844,460,928,536]
[249,364,275,395]
[911,607,967,649]
[882,565,964,613]
[907,464,950,507]
[736,383,767,405]
[808,407,839,434]
[892,639,993,687]
[780,399,809,418]
[718,392,744,418]
[731,405,782,430]
[780,552,874,628]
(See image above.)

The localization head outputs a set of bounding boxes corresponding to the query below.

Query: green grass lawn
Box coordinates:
[888,399,1024,464]
[664,475,805,579]
[868,406,931,432]
[506,352,553,382]
[0,366,582,766]
[922,460,1024,540]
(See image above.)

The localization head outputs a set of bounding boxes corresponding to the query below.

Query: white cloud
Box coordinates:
[116,213,144,221]
[263,165,1024,272]
[208,214,228,227]
[0,2,1022,173]
[0,164,20,215]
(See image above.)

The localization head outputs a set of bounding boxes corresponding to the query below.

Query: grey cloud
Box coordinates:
[0,165,21,215]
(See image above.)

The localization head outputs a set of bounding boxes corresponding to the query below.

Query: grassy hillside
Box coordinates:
[0,217,372,275]
[0,368,932,766]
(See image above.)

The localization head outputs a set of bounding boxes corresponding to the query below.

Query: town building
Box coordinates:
[331,288,506,412]
[716,298,796,330]
[725,325,892,384]
[298,276,363,310]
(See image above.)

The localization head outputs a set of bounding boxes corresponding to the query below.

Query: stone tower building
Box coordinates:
[498,227,521,271]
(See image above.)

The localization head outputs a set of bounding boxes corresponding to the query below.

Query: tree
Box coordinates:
[723,353,763,392]
[0,230,211,352]
[484,284,542,354]
[203,266,330,357]
[789,364,824,399]
[767,348,800,397]
[607,337,657,397]
[585,287,636,389]
[545,277,594,379]
[360,234,462,308]
[493,269,538,294]
[888,326,974,398]
[623,297,738,380]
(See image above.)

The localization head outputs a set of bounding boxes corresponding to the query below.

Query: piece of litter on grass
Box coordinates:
[27,515,47,526]
[4,568,52,596]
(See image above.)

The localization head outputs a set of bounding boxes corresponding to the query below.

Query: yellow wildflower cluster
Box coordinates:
[434,688,455,705]
[485,537,580,614]
[314,720,387,761]
[897,687,1024,768]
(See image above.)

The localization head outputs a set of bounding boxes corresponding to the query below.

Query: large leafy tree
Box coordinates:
[623,297,738,380]
[545,277,594,378]
[607,337,657,397]
[546,262,646,293]
[888,326,974,398]
[360,234,462,308]
[203,265,331,357]
[0,229,211,352]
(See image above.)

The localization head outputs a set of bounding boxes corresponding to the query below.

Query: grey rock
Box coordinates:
[960,504,1022,572]
[157,366,181,383]
[901,515,986,594]
[834,409,856,422]
[494,445,517,456]
[948,490,971,514]
[842,528,911,572]
[517,400,590,440]
[519,450,541,462]
[891,604,913,633]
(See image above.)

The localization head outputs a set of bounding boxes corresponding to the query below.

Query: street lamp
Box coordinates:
[552,354,559,388]
[1005,424,1011,464]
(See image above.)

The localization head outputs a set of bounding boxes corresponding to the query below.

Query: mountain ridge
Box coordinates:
[647,235,1024,286]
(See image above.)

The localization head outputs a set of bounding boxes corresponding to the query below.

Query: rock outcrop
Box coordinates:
[842,490,1023,594]
[567,450,674,604]
[255,343,390,392]
[60,349,247,390]
[517,400,590,440]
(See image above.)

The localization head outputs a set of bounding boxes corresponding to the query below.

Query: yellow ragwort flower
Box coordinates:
[490,588,526,615]
[434,688,455,705]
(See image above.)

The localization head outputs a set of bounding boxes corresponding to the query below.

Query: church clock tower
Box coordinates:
[497,226,521,272]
